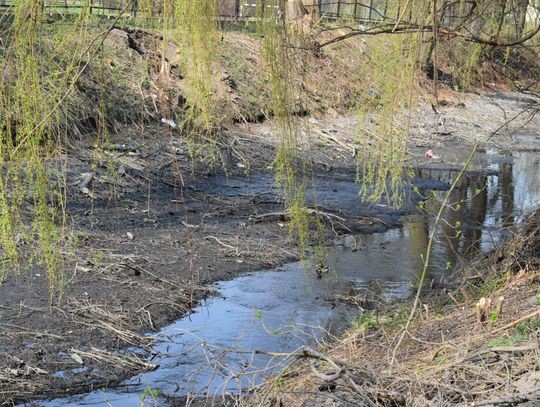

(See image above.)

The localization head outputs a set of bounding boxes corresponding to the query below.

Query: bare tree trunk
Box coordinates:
[286,0,305,23]
[303,0,320,25]
[514,0,530,38]
[494,0,509,43]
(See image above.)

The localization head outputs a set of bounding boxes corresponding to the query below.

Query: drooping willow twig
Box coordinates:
[8,0,135,159]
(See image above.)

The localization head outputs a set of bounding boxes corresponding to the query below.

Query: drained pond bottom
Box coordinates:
[37,150,540,406]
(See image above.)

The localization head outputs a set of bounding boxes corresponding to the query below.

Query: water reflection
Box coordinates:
[405,216,429,271]
[499,163,515,228]
[414,151,540,275]
[41,264,362,407]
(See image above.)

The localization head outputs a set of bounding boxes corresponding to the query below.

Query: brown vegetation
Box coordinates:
[252,210,540,406]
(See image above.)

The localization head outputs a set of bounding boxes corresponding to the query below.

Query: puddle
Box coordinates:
[35,150,540,406]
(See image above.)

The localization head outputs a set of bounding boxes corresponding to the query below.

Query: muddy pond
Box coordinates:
[33,150,540,406]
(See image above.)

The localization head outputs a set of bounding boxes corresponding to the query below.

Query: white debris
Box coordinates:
[80,187,97,199]
[161,118,177,129]
[70,353,84,365]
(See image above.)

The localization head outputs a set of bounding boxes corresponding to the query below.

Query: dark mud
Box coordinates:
[43,143,540,406]
[1,91,540,405]
[0,127,425,405]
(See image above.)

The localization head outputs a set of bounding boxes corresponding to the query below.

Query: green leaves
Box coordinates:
[140,387,160,405]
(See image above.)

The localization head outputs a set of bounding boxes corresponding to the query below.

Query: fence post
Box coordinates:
[368,0,373,22]
[336,0,341,18]
[235,0,240,19]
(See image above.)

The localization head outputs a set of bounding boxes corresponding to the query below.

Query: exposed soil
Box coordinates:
[1,21,540,405]
[1,88,539,405]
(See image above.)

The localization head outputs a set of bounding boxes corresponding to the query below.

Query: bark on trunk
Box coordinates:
[514,0,530,39]
[286,0,305,23]
[303,0,321,25]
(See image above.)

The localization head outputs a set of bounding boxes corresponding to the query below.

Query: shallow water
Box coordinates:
[37,150,540,406]
[416,151,540,269]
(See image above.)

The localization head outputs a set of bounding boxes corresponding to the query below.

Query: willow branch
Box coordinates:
[9,0,135,159]
[318,21,540,49]
[391,139,480,367]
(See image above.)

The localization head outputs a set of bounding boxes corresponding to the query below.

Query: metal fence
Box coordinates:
[0,1,389,23]
[220,1,387,21]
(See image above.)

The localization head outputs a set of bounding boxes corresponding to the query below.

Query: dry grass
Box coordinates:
[0,249,210,404]
[219,29,367,124]
[249,211,540,406]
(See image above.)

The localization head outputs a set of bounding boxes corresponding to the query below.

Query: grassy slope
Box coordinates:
[3,20,536,143]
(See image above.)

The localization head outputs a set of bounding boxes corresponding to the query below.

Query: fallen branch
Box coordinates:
[312,128,356,158]
[69,347,158,373]
[306,348,343,382]
[490,309,540,336]
[250,208,347,223]
[204,235,239,253]
[433,343,538,373]
[203,235,264,259]
[250,208,352,235]
[466,388,540,406]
